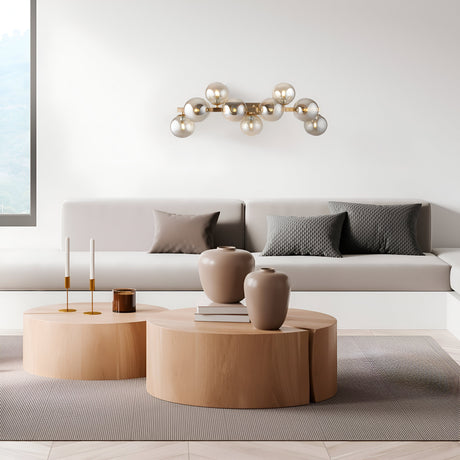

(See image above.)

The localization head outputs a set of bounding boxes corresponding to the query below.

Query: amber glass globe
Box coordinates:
[170,115,194,138]
[272,82,296,105]
[259,98,283,121]
[240,115,263,136]
[304,115,327,136]
[294,98,319,121]
[205,82,229,106]
[184,98,209,122]
[222,99,246,122]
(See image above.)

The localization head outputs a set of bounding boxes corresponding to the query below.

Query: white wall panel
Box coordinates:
[1,0,459,248]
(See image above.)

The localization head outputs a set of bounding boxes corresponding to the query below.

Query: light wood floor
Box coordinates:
[1,330,459,460]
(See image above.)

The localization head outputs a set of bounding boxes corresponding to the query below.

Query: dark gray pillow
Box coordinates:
[149,210,220,254]
[261,213,346,257]
[328,201,424,255]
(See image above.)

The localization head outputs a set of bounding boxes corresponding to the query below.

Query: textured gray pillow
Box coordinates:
[328,201,424,255]
[261,213,346,257]
[149,210,220,254]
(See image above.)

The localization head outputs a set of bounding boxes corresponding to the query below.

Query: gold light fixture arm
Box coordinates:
[177,105,307,114]
[177,107,224,113]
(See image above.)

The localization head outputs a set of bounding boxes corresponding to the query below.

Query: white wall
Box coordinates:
[2,0,460,248]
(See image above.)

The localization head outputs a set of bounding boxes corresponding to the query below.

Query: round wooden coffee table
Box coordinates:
[146,308,336,408]
[23,302,165,380]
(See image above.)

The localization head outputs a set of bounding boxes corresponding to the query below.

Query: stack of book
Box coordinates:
[194,298,250,323]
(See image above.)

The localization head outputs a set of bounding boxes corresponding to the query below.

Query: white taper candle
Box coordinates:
[65,237,70,277]
[90,238,95,279]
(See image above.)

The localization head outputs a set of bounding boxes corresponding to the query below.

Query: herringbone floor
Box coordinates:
[1,329,459,460]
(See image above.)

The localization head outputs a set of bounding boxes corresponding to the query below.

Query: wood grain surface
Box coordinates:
[146,308,337,408]
[23,303,165,380]
[285,309,337,402]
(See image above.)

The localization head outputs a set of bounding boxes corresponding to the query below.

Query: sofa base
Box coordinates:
[0,291,458,339]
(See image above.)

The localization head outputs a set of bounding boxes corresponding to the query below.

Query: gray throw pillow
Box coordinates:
[328,201,424,255]
[149,210,220,254]
[261,213,347,257]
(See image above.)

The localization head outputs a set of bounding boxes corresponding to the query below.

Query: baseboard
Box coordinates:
[0,329,22,335]
[446,292,460,340]
[0,290,451,332]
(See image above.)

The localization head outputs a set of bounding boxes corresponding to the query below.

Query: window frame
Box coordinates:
[0,0,36,226]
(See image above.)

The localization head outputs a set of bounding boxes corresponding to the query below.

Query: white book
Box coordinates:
[194,313,250,323]
[196,301,248,315]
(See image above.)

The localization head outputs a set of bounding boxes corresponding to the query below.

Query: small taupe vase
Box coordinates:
[244,268,290,330]
[198,246,255,303]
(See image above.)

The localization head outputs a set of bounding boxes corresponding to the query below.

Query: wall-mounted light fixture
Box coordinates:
[170,82,327,138]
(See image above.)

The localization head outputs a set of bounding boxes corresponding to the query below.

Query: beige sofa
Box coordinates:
[0,198,452,292]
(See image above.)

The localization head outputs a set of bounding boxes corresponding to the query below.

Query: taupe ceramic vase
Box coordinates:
[244,268,290,330]
[198,246,255,303]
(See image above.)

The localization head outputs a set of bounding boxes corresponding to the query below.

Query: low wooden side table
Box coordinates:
[23,302,165,380]
[146,308,337,408]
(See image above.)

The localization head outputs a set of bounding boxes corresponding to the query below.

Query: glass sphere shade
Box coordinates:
[240,115,263,136]
[170,115,194,138]
[184,97,209,122]
[259,98,284,121]
[205,82,229,106]
[294,98,319,121]
[272,82,296,105]
[304,115,327,136]
[223,99,246,121]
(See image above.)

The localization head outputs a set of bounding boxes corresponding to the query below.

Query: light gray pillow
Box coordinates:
[149,210,220,254]
[261,213,346,257]
[328,201,424,255]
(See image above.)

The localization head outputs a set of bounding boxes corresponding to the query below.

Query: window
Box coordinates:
[0,0,36,226]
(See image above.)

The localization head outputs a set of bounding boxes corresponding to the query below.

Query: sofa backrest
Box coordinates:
[62,199,245,251]
[245,199,432,253]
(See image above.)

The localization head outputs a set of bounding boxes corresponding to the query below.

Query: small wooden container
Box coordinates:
[113,288,136,313]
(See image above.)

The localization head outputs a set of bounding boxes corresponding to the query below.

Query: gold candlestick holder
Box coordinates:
[59,276,76,312]
[84,278,101,315]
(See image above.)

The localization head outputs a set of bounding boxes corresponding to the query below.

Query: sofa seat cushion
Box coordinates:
[0,250,201,290]
[253,252,451,291]
[433,249,460,292]
[0,250,451,292]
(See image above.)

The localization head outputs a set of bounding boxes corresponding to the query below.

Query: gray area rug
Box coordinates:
[0,336,459,441]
